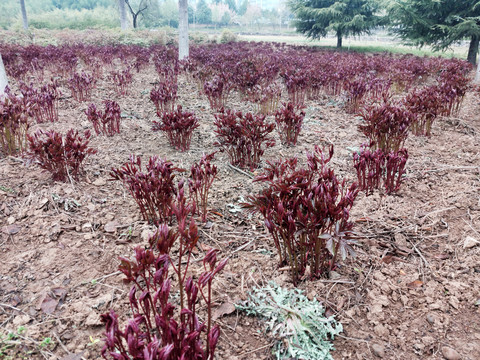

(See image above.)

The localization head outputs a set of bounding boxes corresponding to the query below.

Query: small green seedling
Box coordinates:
[39,337,52,349]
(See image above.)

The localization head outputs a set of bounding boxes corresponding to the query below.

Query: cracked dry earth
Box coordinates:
[1,62,480,360]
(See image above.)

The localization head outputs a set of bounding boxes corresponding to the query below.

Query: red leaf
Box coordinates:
[40,295,59,314]
[407,280,423,289]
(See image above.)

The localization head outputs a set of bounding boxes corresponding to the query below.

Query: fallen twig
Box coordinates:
[411,242,430,268]
[421,207,456,218]
[227,163,254,179]
[199,229,224,250]
[0,303,30,317]
[238,343,273,357]
[337,334,370,343]
[78,270,122,287]
[53,331,70,355]
[0,303,22,312]
[231,240,254,254]
[423,165,479,173]
[317,279,355,284]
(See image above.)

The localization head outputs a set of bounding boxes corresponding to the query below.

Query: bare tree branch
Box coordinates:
[124,0,150,28]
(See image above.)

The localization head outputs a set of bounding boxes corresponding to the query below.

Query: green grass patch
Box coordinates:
[238,34,468,60]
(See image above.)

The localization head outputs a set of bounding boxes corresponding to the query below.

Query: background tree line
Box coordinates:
[0,0,291,31]
[290,0,480,64]
[1,0,479,64]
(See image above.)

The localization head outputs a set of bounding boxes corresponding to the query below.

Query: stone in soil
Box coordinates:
[441,346,462,360]
[372,343,385,358]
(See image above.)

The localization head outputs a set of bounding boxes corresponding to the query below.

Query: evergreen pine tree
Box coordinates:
[289,0,383,48]
[388,0,480,64]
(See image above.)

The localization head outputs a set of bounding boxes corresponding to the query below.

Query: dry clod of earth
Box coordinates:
[371,343,385,358]
[442,346,462,360]
[463,235,479,249]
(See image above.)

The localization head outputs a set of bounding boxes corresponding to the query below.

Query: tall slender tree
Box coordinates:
[0,54,8,97]
[289,0,383,48]
[178,0,189,59]
[388,0,480,64]
[119,0,128,30]
[20,0,28,30]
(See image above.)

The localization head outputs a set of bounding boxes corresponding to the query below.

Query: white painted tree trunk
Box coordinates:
[119,0,128,31]
[178,0,189,60]
[475,58,480,84]
[20,0,28,30]
[0,54,8,97]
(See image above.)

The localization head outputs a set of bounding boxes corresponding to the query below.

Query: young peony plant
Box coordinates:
[101,185,227,360]
[245,145,359,284]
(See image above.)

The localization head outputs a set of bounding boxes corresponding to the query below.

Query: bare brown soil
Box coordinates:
[1,63,480,360]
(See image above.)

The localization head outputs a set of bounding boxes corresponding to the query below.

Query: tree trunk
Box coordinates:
[178,0,189,60]
[124,0,147,29]
[467,35,479,65]
[0,54,8,97]
[20,0,28,30]
[119,0,128,31]
[475,58,480,84]
[133,13,138,28]
[336,31,342,48]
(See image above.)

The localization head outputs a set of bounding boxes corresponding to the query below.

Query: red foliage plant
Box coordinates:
[110,66,133,95]
[85,100,121,136]
[366,78,392,104]
[152,105,199,152]
[245,146,359,284]
[233,58,262,96]
[404,85,447,136]
[280,67,308,105]
[192,66,213,93]
[153,49,179,82]
[69,72,96,102]
[110,155,183,225]
[189,153,218,222]
[247,82,282,115]
[133,47,151,73]
[19,79,60,123]
[150,80,178,113]
[101,185,227,360]
[353,144,408,195]
[353,145,383,195]
[437,71,470,116]
[343,78,368,113]
[214,109,275,171]
[274,102,305,146]
[203,75,231,110]
[101,249,226,360]
[0,90,29,156]
[358,100,415,152]
[38,80,60,123]
[27,129,96,182]
[384,148,409,194]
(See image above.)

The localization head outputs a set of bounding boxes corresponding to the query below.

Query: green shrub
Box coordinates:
[219,29,237,43]
[190,31,209,44]
[15,7,118,30]
[0,28,174,46]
